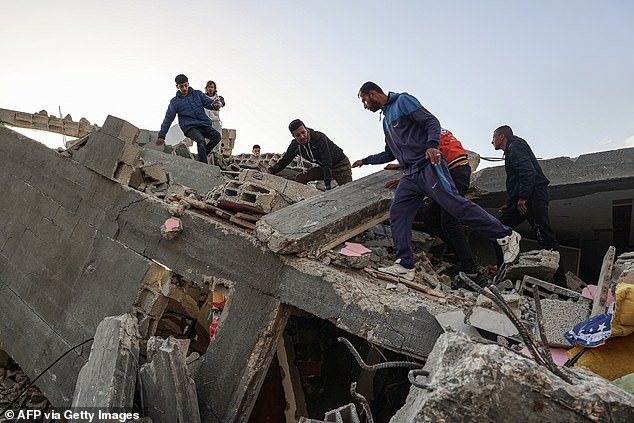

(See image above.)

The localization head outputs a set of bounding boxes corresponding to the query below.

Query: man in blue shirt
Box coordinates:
[156,74,222,164]
[353,81,521,281]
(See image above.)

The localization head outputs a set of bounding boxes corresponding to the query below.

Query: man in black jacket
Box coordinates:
[492,125,567,287]
[268,119,352,189]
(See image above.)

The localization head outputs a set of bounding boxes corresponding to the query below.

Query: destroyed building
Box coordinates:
[1,109,633,422]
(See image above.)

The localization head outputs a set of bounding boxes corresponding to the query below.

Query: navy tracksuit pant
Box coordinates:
[391,160,512,269]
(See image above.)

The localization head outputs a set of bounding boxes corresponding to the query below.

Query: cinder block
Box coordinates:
[238,169,320,203]
[100,115,140,144]
[141,163,168,184]
[73,132,126,179]
[538,298,590,346]
[120,143,142,166]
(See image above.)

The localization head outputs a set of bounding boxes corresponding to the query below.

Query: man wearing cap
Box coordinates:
[268,119,352,190]
[156,74,222,164]
[353,81,521,281]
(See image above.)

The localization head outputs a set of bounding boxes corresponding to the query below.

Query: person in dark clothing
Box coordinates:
[353,81,520,282]
[268,119,352,189]
[156,74,222,164]
[492,125,567,287]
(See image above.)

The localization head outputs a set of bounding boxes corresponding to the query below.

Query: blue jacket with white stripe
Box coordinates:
[362,92,441,170]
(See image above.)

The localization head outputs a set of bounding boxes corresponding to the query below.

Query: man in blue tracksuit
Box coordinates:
[156,74,222,164]
[353,81,521,281]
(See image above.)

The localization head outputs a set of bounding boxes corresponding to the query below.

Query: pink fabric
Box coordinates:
[582,285,615,306]
[340,242,372,257]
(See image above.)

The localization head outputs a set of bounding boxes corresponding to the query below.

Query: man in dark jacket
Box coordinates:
[353,81,520,282]
[156,74,222,164]
[268,119,352,189]
[492,125,567,287]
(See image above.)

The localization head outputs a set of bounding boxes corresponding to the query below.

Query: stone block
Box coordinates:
[538,298,590,346]
[100,115,140,144]
[141,163,168,184]
[71,314,140,410]
[173,142,194,159]
[139,336,200,423]
[114,163,135,185]
[120,143,142,166]
[505,249,560,282]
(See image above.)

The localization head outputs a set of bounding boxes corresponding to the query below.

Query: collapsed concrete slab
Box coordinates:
[0,107,98,138]
[0,124,447,421]
[391,331,634,422]
[139,337,200,423]
[505,249,560,282]
[72,314,139,411]
[256,168,401,255]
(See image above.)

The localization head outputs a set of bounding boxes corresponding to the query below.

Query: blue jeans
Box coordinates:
[391,161,512,268]
[186,126,221,164]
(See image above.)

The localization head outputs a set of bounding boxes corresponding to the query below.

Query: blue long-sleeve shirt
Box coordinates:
[363,92,441,169]
[158,87,221,139]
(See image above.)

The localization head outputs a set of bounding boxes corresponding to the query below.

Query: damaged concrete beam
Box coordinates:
[72,314,140,410]
[139,337,200,423]
[256,168,401,255]
[591,245,616,316]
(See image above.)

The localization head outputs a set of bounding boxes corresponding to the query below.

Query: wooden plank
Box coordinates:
[230,215,256,230]
[234,212,261,223]
[315,211,389,257]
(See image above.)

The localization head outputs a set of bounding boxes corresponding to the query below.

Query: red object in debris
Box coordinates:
[164,217,182,232]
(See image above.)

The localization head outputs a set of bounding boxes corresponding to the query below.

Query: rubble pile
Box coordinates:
[0,351,50,415]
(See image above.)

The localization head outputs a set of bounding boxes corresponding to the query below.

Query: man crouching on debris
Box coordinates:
[156,74,222,165]
[353,81,521,281]
[267,119,353,190]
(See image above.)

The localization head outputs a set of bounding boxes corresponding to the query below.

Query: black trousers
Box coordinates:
[496,198,567,286]
[421,164,479,273]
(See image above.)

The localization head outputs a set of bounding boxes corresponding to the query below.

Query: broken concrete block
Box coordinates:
[519,275,590,303]
[172,142,194,159]
[505,249,560,282]
[565,271,587,292]
[71,314,139,410]
[161,217,182,240]
[205,180,282,213]
[239,169,320,203]
[72,131,126,179]
[465,306,518,337]
[139,336,201,423]
[120,143,142,166]
[113,163,135,185]
[100,115,140,144]
[141,163,168,184]
[391,331,634,422]
[592,246,616,316]
[538,298,590,346]
[434,310,483,340]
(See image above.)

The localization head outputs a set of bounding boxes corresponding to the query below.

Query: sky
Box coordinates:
[2,0,634,179]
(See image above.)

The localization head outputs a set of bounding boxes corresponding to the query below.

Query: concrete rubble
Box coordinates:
[390,331,634,422]
[1,113,633,422]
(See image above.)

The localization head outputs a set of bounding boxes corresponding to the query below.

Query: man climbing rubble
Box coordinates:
[156,74,222,164]
[353,81,521,281]
[492,125,567,287]
[267,119,352,190]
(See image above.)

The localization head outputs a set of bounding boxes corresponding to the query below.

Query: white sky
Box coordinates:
[2,1,634,179]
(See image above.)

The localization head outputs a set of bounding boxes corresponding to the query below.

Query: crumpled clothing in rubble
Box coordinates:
[566,283,634,380]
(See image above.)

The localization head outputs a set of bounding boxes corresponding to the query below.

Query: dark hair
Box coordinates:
[175,74,188,84]
[206,80,217,90]
[494,125,513,139]
[288,119,305,133]
[359,81,384,95]
[252,144,261,149]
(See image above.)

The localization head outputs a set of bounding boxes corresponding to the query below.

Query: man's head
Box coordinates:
[175,74,189,96]
[358,81,387,112]
[492,125,513,151]
[205,80,217,96]
[289,119,310,144]
[252,144,261,155]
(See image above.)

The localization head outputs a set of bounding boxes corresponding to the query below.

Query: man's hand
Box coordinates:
[384,163,400,170]
[517,198,528,215]
[156,138,165,146]
[352,159,364,168]
[498,204,508,214]
[426,147,442,165]
[385,179,400,189]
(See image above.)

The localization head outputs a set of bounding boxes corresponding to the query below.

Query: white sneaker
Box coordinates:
[377,259,415,281]
[497,230,521,263]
